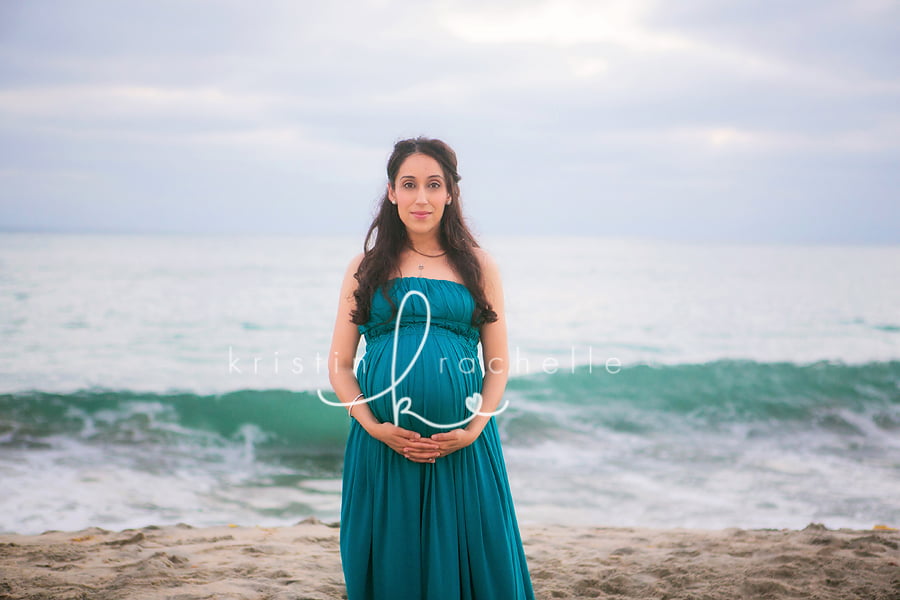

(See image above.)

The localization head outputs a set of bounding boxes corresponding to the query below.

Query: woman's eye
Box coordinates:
[429,181,441,188]
[403,182,415,188]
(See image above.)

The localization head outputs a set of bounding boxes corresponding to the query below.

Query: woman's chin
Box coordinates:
[402,220,439,235]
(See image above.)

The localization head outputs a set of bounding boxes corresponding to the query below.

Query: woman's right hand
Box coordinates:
[369,422,441,463]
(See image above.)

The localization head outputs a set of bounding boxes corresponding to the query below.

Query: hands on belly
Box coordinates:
[370,422,476,462]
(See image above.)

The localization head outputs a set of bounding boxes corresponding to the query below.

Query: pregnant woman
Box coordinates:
[326,136,535,599]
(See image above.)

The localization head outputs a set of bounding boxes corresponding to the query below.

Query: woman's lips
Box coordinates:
[411,212,431,219]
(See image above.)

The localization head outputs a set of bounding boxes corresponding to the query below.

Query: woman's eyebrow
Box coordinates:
[399,174,444,180]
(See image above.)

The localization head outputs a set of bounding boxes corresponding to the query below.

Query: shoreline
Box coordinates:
[1,519,897,599]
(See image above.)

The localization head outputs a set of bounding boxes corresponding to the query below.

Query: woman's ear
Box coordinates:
[387,183,396,205]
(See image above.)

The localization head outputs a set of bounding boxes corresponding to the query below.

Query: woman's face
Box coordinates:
[388,152,451,238]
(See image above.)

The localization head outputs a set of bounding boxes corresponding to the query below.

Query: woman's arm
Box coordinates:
[466,248,509,437]
[327,252,376,429]
[327,253,440,463]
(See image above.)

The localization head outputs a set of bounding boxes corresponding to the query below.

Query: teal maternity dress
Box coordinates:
[340,276,535,600]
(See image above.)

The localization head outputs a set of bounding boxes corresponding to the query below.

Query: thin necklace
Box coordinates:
[407,243,446,275]
[408,244,446,258]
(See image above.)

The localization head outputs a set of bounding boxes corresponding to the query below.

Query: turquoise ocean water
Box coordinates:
[1,233,898,535]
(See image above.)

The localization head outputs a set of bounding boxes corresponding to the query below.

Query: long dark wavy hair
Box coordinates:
[350,136,498,328]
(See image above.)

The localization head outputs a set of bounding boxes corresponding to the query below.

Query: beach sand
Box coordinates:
[1,519,897,599]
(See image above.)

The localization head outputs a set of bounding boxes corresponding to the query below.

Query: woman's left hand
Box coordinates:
[428,428,477,458]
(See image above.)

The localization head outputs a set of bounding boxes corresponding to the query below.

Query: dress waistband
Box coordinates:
[364,318,480,348]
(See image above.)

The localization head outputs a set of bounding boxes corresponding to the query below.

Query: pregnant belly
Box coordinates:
[356,331,483,437]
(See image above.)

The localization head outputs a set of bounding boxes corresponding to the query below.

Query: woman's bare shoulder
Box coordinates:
[343,251,365,277]
[473,246,500,276]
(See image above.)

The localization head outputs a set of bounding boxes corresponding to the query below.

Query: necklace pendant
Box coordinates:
[418,263,424,273]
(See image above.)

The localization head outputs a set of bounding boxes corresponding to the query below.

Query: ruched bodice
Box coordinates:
[359,277,481,349]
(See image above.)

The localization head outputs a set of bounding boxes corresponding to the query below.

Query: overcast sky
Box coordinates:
[0,0,897,243]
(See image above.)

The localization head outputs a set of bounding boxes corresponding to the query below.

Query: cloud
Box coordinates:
[441,0,656,46]
[0,0,896,242]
